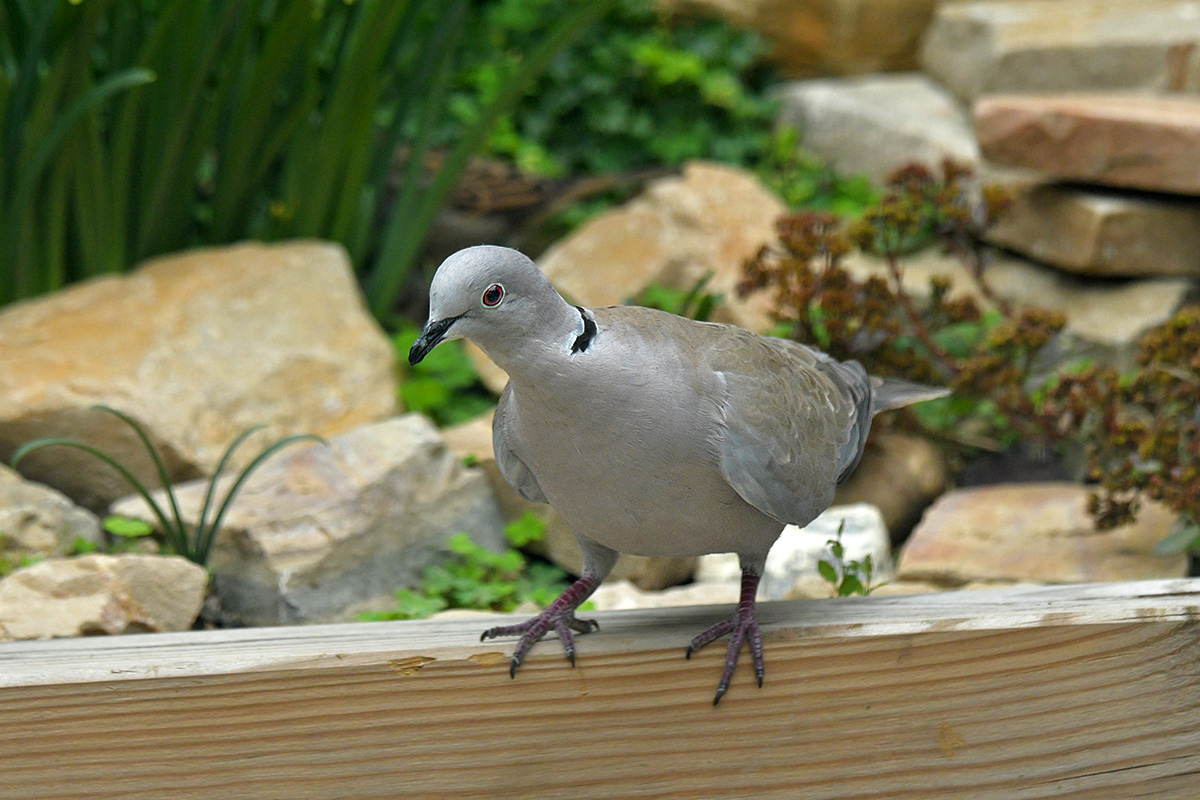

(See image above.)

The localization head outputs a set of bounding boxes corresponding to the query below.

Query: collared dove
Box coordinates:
[410,245,947,704]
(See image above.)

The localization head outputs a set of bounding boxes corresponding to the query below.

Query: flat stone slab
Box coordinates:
[976,93,1200,195]
[897,483,1185,585]
[923,0,1200,101]
[986,170,1200,277]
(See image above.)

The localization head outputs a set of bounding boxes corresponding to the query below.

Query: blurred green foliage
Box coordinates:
[0,0,612,316]
[453,0,777,176]
[393,323,495,427]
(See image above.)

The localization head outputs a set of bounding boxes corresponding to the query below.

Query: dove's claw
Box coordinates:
[685,569,764,705]
[479,575,600,676]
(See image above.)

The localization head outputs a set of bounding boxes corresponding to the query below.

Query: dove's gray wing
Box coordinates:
[493,383,547,504]
[711,333,870,526]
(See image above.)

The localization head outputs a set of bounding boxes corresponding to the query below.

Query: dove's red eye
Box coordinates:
[481,283,505,307]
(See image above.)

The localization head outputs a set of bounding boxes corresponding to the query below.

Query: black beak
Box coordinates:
[408,316,459,365]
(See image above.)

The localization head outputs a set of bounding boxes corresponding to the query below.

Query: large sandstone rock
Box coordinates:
[663,0,975,77]
[440,411,696,590]
[986,171,1200,278]
[976,94,1200,195]
[111,415,506,626]
[0,242,397,511]
[539,161,783,332]
[923,0,1200,101]
[896,483,1186,585]
[842,248,1196,363]
[777,73,979,185]
[0,465,102,563]
[468,161,785,391]
[0,554,207,640]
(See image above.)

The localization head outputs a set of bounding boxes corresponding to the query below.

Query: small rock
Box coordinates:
[0,554,207,640]
[833,433,948,542]
[896,483,1186,585]
[976,94,1200,195]
[922,0,1200,101]
[441,411,697,590]
[777,73,979,185]
[589,579,739,612]
[0,465,101,562]
[111,415,506,626]
[695,504,893,601]
[0,241,397,511]
[986,170,1200,278]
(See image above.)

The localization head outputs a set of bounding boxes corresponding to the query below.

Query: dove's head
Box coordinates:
[408,246,573,367]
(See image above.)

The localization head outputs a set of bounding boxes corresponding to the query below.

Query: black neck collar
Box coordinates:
[571,307,596,354]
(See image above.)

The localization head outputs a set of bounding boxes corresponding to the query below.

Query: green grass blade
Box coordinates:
[90,404,189,555]
[367,0,466,266]
[366,0,617,316]
[1,0,50,190]
[199,434,325,564]
[8,67,154,228]
[193,424,266,562]
[10,437,186,557]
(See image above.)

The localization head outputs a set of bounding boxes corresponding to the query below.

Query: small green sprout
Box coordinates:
[817,520,888,597]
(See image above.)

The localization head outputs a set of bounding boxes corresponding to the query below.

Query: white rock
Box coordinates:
[589,580,740,612]
[0,554,207,640]
[695,504,893,600]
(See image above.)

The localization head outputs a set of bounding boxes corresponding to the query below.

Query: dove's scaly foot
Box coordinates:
[481,575,601,677]
[686,569,764,705]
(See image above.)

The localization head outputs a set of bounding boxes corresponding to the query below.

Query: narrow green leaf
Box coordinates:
[90,404,188,552]
[200,434,326,564]
[11,437,182,555]
[193,424,267,562]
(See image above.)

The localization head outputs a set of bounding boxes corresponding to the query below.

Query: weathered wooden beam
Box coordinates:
[1,579,1199,799]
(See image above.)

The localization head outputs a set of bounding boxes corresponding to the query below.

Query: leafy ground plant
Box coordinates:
[360,512,580,621]
[817,521,887,597]
[9,405,322,565]
[741,161,1199,554]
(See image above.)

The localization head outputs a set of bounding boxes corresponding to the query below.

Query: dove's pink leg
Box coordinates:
[480,575,601,677]
[686,568,764,705]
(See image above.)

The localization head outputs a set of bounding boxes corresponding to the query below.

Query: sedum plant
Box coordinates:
[10,405,322,566]
[741,161,1199,554]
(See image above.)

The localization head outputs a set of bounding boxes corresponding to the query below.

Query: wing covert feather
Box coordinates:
[712,333,868,525]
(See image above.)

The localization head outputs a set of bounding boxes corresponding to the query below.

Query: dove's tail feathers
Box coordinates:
[870,376,951,415]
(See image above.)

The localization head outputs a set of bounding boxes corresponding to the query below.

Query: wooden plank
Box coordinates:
[1,579,1198,800]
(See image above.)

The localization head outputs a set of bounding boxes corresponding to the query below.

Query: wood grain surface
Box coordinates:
[1,579,1198,799]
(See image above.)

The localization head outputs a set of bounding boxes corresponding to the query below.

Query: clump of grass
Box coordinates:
[10,405,322,566]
